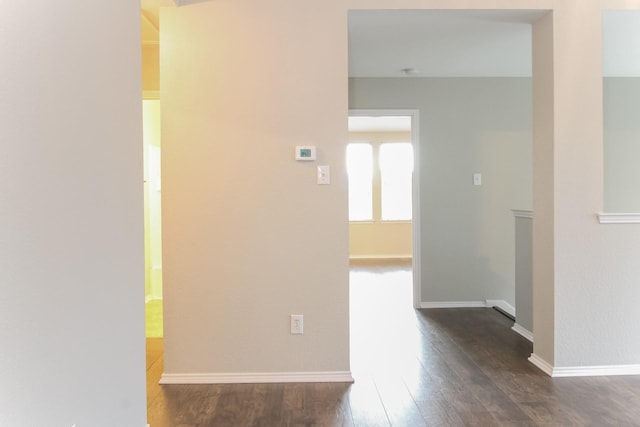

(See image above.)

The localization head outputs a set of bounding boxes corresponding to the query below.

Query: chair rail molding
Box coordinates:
[597,213,640,224]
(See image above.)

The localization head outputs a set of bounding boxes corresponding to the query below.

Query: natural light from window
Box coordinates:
[380,143,413,220]
[347,143,373,221]
[347,142,413,222]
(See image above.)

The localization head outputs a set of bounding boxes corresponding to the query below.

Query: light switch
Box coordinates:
[473,173,482,186]
[317,165,330,185]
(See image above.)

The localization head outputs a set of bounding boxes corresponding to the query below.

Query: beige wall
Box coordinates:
[531,10,556,367]
[160,0,640,380]
[348,130,413,258]
[143,44,160,92]
[534,2,640,369]
[350,222,412,258]
[161,1,350,376]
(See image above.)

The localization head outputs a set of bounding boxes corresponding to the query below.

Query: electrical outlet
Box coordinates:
[290,314,304,334]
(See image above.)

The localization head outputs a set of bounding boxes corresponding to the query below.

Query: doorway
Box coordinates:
[348,110,421,308]
[143,98,163,338]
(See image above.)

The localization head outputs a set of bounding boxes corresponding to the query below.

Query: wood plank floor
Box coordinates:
[147,262,640,426]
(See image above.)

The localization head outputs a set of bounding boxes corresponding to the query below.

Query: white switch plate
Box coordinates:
[317,165,330,185]
[473,173,482,186]
[290,314,304,334]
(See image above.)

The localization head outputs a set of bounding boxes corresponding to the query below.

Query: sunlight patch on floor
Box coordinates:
[349,264,421,376]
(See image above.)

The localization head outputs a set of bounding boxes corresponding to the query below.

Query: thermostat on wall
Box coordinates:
[295,146,316,161]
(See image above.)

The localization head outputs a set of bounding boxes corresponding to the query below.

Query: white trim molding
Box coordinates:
[174,0,214,6]
[145,295,162,303]
[159,371,354,385]
[529,353,554,376]
[512,323,533,342]
[486,300,515,317]
[420,301,486,309]
[552,365,640,377]
[420,300,515,314]
[529,354,640,377]
[597,213,640,224]
[512,209,533,219]
[143,90,160,100]
[349,255,412,261]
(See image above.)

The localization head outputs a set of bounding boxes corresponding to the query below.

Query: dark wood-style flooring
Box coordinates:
[147,262,640,426]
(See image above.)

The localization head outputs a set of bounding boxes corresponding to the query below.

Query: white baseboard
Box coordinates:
[420,300,515,314]
[512,323,533,342]
[529,353,554,376]
[420,301,486,309]
[349,255,412,260]
[486,300,516,317]
[552,365,640,377]
[159,371,354,384]
[529,353,640,377]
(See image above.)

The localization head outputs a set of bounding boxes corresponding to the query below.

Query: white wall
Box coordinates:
[4,3,640,424]
[350,78,532,307]
[0,2,146,426]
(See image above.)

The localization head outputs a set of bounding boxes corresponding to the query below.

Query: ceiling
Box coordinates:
[349,9,640,78]
[141,0,212,44]
[603,10,640,77]
[348,116,412,133]
[141,0,173,44]
[140,4,640,78]
[349,10,544,78]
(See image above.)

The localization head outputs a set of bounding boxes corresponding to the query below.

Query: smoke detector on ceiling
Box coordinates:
[400,68,419,76]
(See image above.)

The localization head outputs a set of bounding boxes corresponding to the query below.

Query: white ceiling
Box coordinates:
[140,5,640,77]
[141,0,173,43]
[603,10,640,77]
[141,0,212,43]
[348,116,412,133]
[349,9,640,78]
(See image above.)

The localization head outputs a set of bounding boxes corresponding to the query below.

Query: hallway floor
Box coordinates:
[146,262,640,426]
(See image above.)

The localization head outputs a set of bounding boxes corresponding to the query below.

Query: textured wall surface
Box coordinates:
[0,2,146,426]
